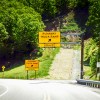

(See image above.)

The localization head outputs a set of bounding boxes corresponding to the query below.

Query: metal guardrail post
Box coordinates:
[77,79,100,88]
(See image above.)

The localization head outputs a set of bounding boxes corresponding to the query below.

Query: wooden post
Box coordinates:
[27,70,29,80]
[81,34,84,79]
[97,33,100,81]
[34,70,37,79]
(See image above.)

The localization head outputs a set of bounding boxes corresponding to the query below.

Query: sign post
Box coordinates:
[39,32,60,47]
[35,70,37,79]
[80,34,84,79]
[27,70,29,80]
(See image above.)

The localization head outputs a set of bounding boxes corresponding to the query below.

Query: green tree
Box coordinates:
[42,0,57,18]
[86,0,100,71]
[17,0,57,18]
[84,38,98,72]
[0,23,9,46]
[87,0,100,42]
[55,0,68,12]
[17,0,44,14]
[0,0,45,59]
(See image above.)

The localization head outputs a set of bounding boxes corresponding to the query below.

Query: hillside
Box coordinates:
[0,0,100,80]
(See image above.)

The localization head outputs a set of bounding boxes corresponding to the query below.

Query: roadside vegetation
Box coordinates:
[0,48,60,79]
[84,38,100,80]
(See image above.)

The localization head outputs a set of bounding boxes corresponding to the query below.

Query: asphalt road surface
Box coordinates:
[0,79,100,100]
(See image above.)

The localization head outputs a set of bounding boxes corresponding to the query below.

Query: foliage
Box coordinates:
[38,48,60,77]
[84,39,98,60]
[84,38,98,72]
[57,0,89,9]
[90,52,97,72]
[0,48,60,79]
[86,0,100,42]
[61,12,81,33]
[16,0,89,18]
[0,0,45,59]
[61,22,80,33]
[17,0,57,18]
[0,23,9,46]
[42,0,57,18]
[17,0,44,14]
[55,0,68,12]
[85,0,100,74]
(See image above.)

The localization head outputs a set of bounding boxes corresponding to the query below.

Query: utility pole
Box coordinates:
[97,33,100,80]
[95,33,100,80]
[81,34,84,79]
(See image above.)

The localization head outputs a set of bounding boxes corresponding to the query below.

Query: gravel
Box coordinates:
[46,48,74,80]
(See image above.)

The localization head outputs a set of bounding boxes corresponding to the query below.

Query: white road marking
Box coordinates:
[0,85,8,97]
[43,89,51,100]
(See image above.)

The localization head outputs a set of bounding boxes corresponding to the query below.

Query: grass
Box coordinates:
[84,65,92,79]
[73,45,80,50]
[84,65,100,81]
[0,65,26,79]
[0,48,60,79]
[37,48,60,78]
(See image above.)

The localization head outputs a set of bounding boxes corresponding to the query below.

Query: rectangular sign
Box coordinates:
[39,31,60,47]
[97,62,100,68]
[25,60,39,70]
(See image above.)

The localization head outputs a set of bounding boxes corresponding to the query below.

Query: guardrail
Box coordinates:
[77,79,100,88]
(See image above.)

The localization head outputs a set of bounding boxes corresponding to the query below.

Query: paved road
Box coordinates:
[0,79,100,100]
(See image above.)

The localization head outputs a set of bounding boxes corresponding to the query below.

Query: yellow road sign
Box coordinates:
[2,66,5,71]
[25,60,39,71]
[39,31,60,47]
